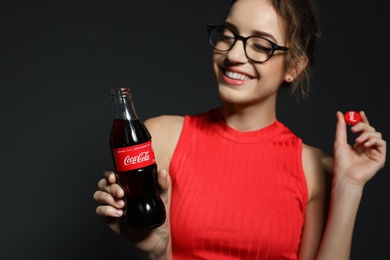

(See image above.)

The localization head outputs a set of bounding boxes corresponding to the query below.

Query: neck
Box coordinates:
[218,101,277,132]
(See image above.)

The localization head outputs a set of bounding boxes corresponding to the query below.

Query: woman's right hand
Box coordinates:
[93,168,172,259]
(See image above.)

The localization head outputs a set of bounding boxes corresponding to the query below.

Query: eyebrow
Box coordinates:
[222,21,279,43]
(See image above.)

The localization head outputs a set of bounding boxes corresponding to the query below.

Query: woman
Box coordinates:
[93,0,386,259]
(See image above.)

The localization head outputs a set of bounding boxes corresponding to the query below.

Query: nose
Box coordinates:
[226,39,249,63]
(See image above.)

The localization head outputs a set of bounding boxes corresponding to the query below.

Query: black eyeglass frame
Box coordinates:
[207,25,289,63]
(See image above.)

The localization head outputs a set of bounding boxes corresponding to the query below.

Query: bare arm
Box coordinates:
[315,111,386,259]
[93,115,184,260]
[139,115,184,259]
[298,146,332,260]
[299,111,386,259]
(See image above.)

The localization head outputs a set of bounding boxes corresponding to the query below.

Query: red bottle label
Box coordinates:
[113,141,156,171]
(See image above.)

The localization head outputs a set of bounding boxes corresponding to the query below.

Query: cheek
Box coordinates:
[212,52,223,64]
[212,53,224,74]
[251,67,287,93]
[255,60,286,81]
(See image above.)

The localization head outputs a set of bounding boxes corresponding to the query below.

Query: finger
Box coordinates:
[103,170,117,184]
[351,124,375,136]
[351,117,375,134]
[355,131,382,146]
[363,136,386,149]
[95,204,123,218]
[97,177,124,198]
[363,137,387,168]
[157,168,171,203]
[362,134,386,150]
[359,111,369,125]
[374,139,387,167]
[158,169,169,190]
[335,111,348,146]
[93,190,125,208]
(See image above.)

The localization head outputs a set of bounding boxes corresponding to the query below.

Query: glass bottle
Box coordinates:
[109,87,166,230]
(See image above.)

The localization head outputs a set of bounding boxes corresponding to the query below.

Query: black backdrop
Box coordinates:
[0,0,389,259]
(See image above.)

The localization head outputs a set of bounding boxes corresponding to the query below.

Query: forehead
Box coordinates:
[225,0,286,42]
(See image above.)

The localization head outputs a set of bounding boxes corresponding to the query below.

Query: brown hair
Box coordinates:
[229,0,321,99]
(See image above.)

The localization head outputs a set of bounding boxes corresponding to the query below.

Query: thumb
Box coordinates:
[157,168,171,204]
[334,111,348,148]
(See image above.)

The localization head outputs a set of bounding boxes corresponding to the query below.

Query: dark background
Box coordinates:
[0,0,389,259]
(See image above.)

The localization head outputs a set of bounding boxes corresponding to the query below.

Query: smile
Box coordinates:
[224,70,252,81]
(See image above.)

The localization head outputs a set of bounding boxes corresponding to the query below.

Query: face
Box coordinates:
[213,0,293,107]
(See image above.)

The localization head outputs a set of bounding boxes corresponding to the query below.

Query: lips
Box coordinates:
[225,70,252,81]
[221,68,254,85]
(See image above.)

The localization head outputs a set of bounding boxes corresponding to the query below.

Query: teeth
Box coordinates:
[225,70,251,81]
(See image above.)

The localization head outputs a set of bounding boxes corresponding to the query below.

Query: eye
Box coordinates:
[219,34,235,44]
[219,28,235,43]
[253,44,272,53]
[249,37,273,53]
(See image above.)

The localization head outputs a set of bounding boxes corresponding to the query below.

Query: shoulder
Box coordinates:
[302,144,333,174]
[145,115,185,135]
[302,144,333,200]
[144,115,185,170]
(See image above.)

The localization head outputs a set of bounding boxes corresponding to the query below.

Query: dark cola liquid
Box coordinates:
[110,119,166,230]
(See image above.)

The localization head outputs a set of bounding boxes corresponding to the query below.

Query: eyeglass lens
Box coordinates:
[209,26,275,62]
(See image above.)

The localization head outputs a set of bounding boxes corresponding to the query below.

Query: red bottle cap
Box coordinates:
[344,111,361,125]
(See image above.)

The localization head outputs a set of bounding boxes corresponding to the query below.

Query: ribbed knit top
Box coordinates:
[169,109,308,259]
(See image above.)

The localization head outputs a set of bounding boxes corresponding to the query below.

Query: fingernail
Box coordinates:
[116,199,124,207]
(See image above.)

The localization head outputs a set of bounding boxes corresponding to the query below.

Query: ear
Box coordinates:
[284,57,308,82]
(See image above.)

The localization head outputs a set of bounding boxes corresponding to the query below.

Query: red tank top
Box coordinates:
[169,109,308,259]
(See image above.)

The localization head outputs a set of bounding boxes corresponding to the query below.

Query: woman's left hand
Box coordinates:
[333,111,386,187]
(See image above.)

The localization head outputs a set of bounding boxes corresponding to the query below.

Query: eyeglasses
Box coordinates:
[207,25,289,63]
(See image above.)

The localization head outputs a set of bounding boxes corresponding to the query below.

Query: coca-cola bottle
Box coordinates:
[109,87,166,230]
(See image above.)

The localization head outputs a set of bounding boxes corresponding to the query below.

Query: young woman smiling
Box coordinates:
[93,0,386,259]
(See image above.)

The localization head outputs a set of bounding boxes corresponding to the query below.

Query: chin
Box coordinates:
[218,84,250,104]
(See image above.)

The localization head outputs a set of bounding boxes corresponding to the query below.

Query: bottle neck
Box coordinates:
[111,88,139,121]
